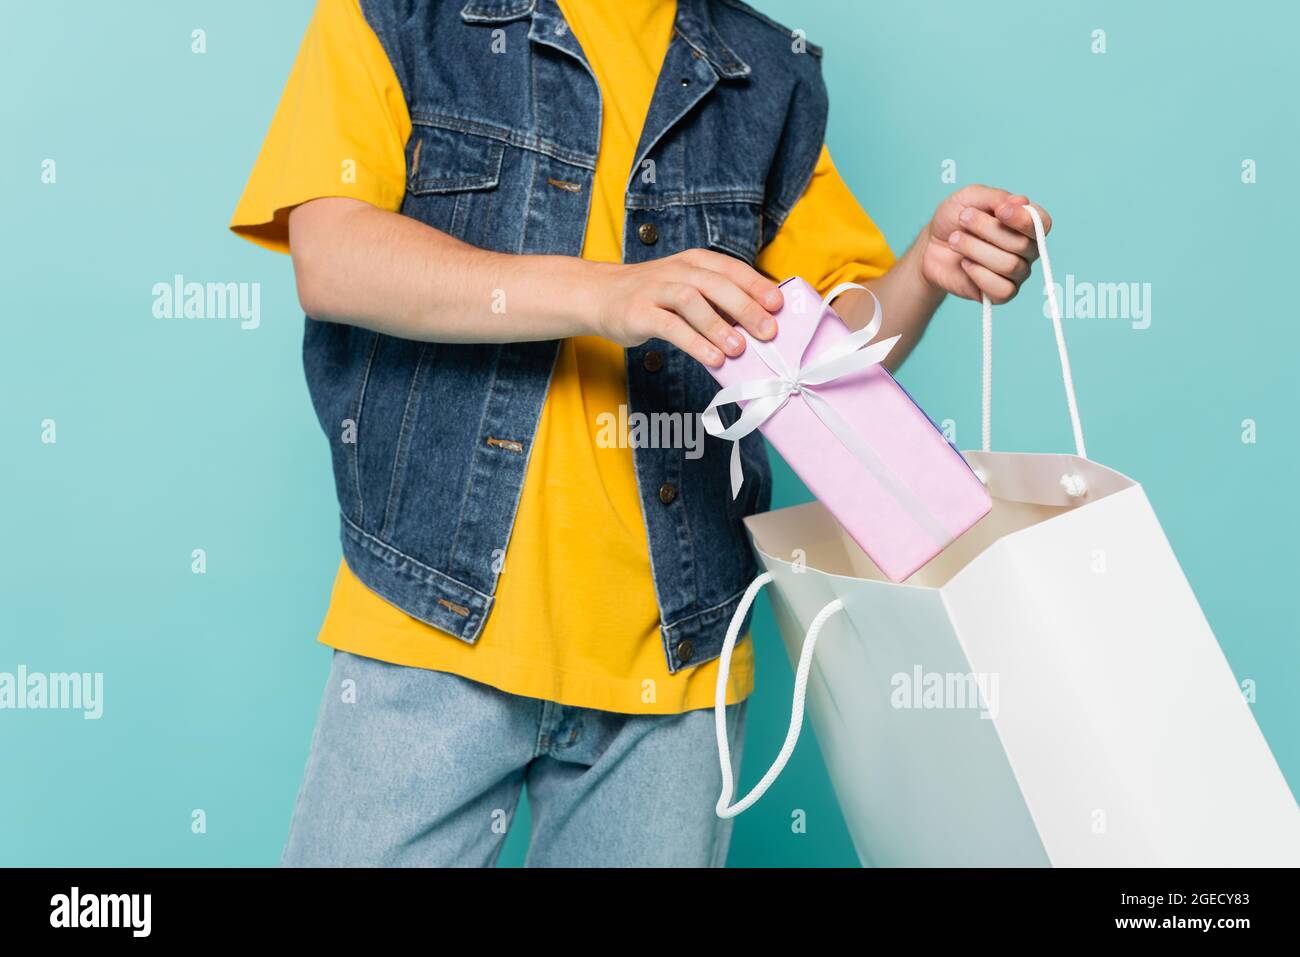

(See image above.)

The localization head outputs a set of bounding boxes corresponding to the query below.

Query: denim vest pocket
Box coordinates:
[408,123,504,192]
[702,201,762,265]
[406,124,505,242]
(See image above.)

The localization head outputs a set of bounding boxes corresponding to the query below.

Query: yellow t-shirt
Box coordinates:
[231,0,894,714]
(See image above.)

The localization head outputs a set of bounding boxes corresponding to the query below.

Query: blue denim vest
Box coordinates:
[304,0,828,673]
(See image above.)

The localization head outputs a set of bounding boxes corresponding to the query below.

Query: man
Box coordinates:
[231,0,1050,866]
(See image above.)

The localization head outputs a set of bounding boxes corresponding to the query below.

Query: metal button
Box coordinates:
[680,77,690,87]
[642,350,663,373]
[676,640,694,664]
[637,222,659,245]
[658,482,677,505]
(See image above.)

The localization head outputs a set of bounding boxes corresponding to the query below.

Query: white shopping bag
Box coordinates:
[714,207,1300,866]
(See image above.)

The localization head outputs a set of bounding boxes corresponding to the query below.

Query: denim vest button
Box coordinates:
[637,222,659,245]
[642,350,663,372]
[658,482,677,505]
[676,639,694,663]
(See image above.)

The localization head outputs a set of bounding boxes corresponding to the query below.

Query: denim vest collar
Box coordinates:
[460,0,752,78]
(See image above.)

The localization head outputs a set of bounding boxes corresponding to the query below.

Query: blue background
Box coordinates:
[2,0,1295,866]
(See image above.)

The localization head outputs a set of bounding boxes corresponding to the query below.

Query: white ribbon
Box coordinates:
[701,282,953,548]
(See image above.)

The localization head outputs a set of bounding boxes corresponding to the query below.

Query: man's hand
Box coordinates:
[587,249,784,368]
[921,185,1052,305]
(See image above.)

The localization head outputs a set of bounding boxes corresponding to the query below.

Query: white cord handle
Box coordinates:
[980,204,1087,461]
[715,571,845,818]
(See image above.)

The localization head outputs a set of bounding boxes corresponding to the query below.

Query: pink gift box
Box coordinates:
[705,277,991,582]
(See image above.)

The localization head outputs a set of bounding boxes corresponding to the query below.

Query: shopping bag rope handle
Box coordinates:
[715,571,846,818]
[981,204,1087,462]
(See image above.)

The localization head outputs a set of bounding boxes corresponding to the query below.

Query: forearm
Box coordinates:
[835,232,946,372]
[288,197,602,343]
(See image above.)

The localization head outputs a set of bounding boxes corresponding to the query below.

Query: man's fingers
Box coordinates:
[643,249,787,367]
[681,267,777,342]
[654,282,745,358]
[959,258,1017,305]
[954,187,1052,243]
[682,249,784,315]
[993,198,1052,240]
[954,184,1014,215]
[651,309,726,368]
[956,206,1038,262]
[946,229,1031,283]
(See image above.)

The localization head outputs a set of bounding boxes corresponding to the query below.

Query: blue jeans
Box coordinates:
[282,650,749,867]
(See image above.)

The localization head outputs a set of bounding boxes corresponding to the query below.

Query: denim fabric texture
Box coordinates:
[282,651,749,866]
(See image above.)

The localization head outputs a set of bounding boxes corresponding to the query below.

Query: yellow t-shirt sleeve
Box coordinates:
[757,144,896,295]
[229,0,411,254]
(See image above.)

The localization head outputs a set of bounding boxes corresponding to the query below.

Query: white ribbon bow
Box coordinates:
[701,281,897,495]
[700,281,953,547]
